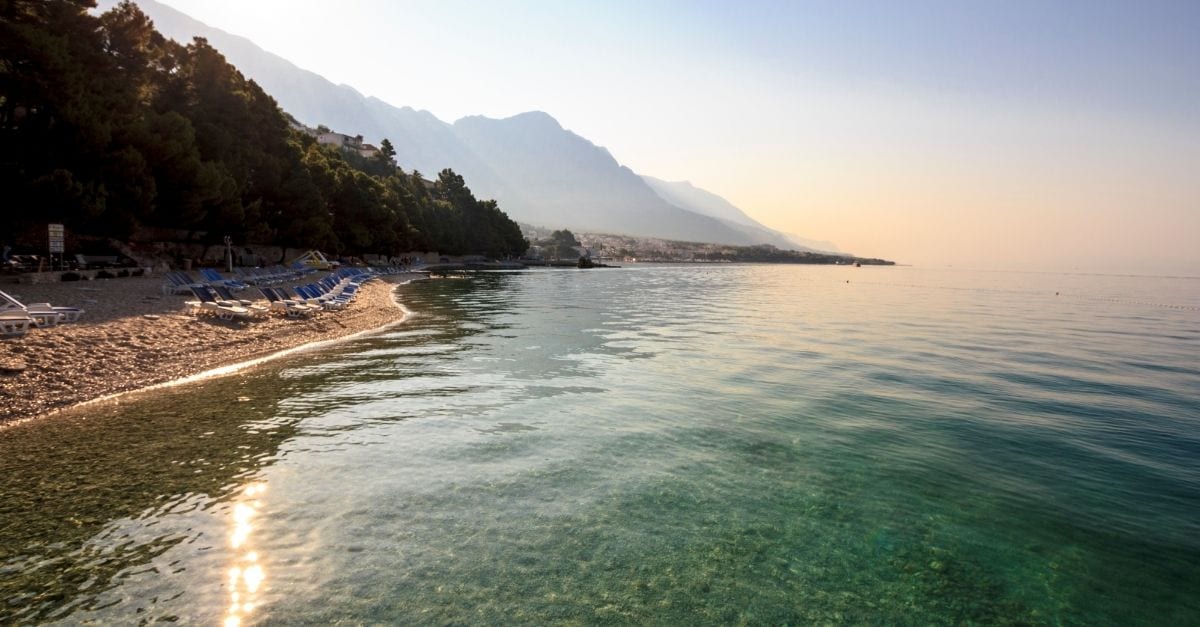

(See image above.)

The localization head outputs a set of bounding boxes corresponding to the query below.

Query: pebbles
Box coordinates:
[0,274,418,424]
[0,358,27,374]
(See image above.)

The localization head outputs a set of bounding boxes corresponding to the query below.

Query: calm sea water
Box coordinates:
[1,265,1198,624]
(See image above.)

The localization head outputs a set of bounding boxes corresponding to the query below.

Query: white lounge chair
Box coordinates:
[212,286,269,318]
[187,286,252,321]
[0,290,84,327]
[258,288,317,318]
[0,310,33,337]
[26,302,84,323]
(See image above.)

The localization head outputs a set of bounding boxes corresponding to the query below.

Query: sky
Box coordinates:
[155,0,1199,272]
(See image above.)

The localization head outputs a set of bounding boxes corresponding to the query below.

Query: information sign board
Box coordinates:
[48,223,65,253]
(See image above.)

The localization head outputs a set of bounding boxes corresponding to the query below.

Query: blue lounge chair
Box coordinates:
[293,285,346,311]
[161,271,206,295]
[199,268,249,291]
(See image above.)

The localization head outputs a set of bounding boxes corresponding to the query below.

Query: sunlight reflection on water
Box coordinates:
[224,482,267,627]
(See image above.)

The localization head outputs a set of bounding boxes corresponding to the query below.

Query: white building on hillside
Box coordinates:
[316,132,364,149]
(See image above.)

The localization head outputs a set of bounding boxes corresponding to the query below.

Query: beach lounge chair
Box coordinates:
[212,286,269,318]
[26,302,84,323]
[187,286,252,321]
[280,285,320,307]
[258,288,316,318]
[0,289,84,327]
[310,280,356,306]
[291,285,346,311]
[271,287,322,315]
[0,296,58,327]
[280,285,324,306]
[0,310,33,338]
[296,284,348,310]
[316,274,361,300]
[199,268,249,291]
[161,271,205,295]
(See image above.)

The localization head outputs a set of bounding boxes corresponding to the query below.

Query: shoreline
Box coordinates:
[0,273,426,427]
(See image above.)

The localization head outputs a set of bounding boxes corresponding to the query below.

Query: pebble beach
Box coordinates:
[0,272,424,425]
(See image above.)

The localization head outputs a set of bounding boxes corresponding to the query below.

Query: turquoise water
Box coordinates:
[2,265,1198,624]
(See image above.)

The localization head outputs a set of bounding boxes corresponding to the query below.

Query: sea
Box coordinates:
[1,264,1198,625]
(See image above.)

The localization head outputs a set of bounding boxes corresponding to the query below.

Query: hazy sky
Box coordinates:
[156,0,1199,272]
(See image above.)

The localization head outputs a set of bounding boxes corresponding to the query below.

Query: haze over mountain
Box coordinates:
[105,0,835,252]
[641,176,840,253]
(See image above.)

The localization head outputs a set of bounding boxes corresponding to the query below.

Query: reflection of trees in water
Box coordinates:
[0,370,302,623]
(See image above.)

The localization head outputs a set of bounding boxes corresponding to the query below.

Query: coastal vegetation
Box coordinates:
[0,0,528,259]
[689,245,893,265]
[539,229,584,260]
[522,227,894,265]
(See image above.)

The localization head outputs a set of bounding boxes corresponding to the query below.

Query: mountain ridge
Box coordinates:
[641,176,840,253]
[104,0,837,251]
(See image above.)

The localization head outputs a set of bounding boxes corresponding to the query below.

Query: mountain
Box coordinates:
[641,176,762,228]
[449,112,771,243]
[641,177,840,252]
[106,0,837,249]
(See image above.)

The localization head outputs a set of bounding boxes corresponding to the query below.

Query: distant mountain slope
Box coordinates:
[641,176,840,253]
[641,176,761,228]
[107,0,834,249]
[450,112,762,243]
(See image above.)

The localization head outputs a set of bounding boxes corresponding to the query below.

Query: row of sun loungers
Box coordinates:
[161,269,250,295]
[3,266,393,336]
[233,262,318,286]
[161,263,323,295]
[181,266,384,322]
[183,285,268,321]
[0,289,85,338]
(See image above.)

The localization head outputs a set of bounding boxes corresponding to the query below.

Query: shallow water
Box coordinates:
[2,265,1198,624]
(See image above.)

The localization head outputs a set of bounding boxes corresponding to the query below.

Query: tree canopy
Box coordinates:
[543,229,581,259]
[0,0,528,259]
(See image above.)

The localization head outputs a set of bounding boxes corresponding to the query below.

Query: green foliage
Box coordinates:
[693,245,893,265]
[0,0,526,258]
[543,229,581,259]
